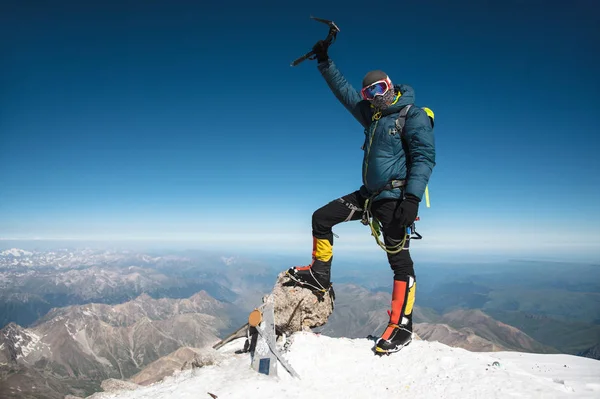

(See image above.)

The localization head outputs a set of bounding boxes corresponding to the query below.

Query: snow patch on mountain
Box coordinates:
[14,330,41,359]
[0,248,33,257]
[88,332,600,399]
[220,256,237,266]
[0,248,165,269]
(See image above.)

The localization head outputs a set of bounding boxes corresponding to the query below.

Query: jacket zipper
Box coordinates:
[363,119,379,188]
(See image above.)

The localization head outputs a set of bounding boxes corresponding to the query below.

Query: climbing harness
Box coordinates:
[360,184,422,255]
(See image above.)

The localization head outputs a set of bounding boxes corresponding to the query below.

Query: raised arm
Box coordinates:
[317,60,368,128]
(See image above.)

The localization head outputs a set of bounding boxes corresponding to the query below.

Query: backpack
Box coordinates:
[395,105,434,208]
[394,105,435,132]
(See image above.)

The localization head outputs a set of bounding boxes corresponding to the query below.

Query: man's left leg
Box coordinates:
[370,199,416,354]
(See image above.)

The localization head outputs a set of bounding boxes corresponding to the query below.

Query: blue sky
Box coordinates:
[1,0,599,259]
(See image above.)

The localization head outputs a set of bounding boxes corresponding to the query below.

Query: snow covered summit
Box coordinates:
[91,332,600,399]
[0,248,33,257]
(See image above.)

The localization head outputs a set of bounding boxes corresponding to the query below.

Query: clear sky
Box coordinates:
[1,0,599,260]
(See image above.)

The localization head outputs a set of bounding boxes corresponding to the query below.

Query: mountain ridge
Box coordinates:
[0,291,230,399]
[319,284,558,354]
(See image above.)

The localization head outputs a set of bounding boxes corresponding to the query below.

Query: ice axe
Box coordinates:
[291,16,340,67]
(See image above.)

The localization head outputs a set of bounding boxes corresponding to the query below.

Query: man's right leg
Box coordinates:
[287,191,365,291]
[371,199,416,354]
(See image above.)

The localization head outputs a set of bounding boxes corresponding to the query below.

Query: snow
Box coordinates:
[89,332,600,399]
[65,322,77,340]
[16,331,40,359]
[0,248,33,257]
[220,256,237,265]
[0,248,162,269]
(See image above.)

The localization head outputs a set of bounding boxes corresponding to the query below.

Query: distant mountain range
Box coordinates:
[412,260,600,356]
[0,248,33,258]
[418,308,558,353]
[0,247,164,269]
[0,248,597,398]
[578,343,600,360]
[319,284,558,354]
[0,248,273,329]
[1,282,560,399]
[0,292,231,399]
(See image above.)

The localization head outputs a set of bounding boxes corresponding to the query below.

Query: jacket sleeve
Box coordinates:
[403,107,436,200]
[317,60,368,128]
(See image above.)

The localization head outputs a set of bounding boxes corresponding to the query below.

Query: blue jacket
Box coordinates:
[318,60,436,202]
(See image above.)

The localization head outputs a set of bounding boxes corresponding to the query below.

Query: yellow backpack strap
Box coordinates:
[397,106,434,208]
[422,107,435,128]
[421,107,434,207]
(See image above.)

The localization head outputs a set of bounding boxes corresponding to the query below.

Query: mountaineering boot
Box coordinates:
[375,275,416,354]
[285,236,333,293]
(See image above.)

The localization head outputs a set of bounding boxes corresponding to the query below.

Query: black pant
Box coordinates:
[312,190,415,280]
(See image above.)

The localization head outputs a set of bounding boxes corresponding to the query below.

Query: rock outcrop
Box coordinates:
[270,271,335,335]
[129,346,223,386]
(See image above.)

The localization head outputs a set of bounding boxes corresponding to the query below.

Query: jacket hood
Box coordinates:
[381,84,415,116]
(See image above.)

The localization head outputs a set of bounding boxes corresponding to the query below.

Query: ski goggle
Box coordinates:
[361,78,392,101]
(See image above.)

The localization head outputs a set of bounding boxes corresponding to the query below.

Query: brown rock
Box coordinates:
[270,271,334,335]
[100,378,141,392]
[129,346,222,386]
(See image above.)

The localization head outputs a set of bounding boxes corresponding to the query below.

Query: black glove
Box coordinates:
[395,194,420,227]
[312,40,330,63]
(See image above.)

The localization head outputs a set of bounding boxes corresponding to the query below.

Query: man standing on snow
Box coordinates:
[286,39,436,354]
